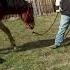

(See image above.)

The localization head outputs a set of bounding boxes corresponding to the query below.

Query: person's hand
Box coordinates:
[56,6,60,12]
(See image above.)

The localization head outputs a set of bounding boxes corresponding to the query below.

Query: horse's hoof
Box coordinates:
[11,44,17,51]
[10,47,17,52]
[13,46,17,50]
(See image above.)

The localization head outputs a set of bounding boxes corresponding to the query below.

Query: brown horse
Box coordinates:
[0,0,35,48]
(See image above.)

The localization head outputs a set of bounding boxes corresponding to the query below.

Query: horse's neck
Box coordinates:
[6,0,28,9]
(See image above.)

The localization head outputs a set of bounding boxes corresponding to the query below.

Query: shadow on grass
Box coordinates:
[0,38,55,54]
[16,37,70,52]
[15,39,54,52]
[0,37,70,54]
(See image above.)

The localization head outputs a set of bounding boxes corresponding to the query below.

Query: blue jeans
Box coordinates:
[55,15,70,46]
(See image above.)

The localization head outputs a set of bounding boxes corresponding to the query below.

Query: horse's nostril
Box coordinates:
[31,26,34,29]
[30,25,34,29]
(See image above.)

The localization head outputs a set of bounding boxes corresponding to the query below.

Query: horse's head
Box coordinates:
[21,2,35,29]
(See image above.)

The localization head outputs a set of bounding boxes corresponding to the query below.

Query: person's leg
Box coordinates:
[55,15,70,47]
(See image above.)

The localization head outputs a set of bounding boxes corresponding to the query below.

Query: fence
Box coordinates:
[26,0,55,16]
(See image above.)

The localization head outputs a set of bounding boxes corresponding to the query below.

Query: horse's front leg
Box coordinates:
[0,21,16,49]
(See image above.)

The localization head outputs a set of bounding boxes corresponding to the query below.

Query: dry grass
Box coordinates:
[0,13,70,70]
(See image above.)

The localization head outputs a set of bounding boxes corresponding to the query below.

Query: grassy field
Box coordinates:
[0,13,70,70]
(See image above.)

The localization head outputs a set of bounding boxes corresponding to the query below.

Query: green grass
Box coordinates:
[0,13,70,70]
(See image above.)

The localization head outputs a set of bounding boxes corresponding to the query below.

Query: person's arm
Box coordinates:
[55,0,61,12]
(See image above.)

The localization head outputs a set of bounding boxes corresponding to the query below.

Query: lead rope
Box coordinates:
[32,12,59,36]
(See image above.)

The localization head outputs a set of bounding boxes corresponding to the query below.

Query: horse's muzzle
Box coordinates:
[26,22,35,30]
[29,22,35,29]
